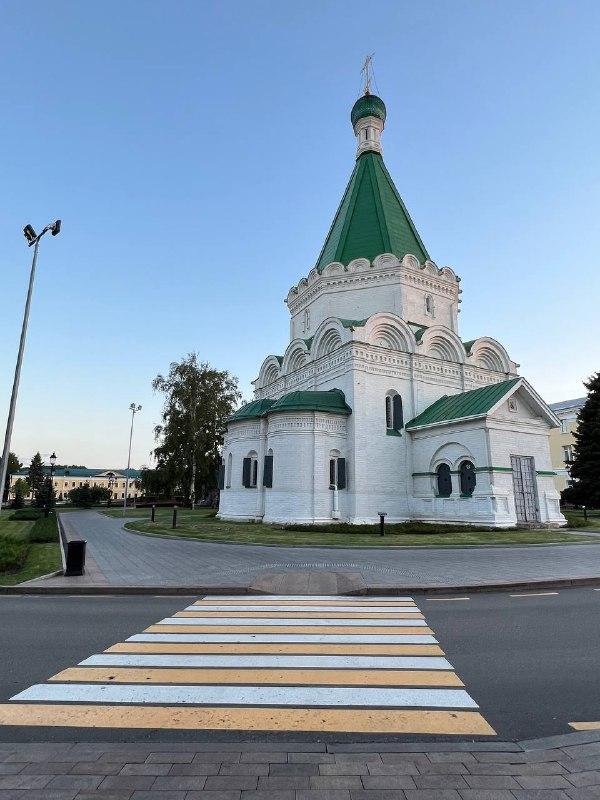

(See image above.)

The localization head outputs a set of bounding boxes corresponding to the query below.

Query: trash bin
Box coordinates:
[65,539,86,576]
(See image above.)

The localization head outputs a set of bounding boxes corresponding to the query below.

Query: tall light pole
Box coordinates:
[0,220,61,513]
[123,403,141,513]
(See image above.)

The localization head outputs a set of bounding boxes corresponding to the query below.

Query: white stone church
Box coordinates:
[218,90,566,528]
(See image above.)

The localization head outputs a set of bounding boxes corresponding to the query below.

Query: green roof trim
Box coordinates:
[229,398,275,422]
[315,151,430,271]
[13,467,142,479]
[274,356,283,365]
[269,389,352,417]
[303,336,314,350]
[462,340,476,354]
[405,378,521,430]
[339,318,368,329]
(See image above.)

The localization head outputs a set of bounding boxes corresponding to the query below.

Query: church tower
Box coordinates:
[218,78,565,530]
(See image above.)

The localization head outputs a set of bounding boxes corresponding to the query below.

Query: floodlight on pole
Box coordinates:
[0,220,62,514]
[123,403,142,514]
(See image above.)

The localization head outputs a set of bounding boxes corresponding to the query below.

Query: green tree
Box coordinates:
[90,485,111,505]
[152,354,240,506]
[27,452,45,497]
[34,477,56,509]
[68,484,93,508]
[1,452,22,502]
[11,478,28,509]
[138,465,176,499]
[568,372,600,507]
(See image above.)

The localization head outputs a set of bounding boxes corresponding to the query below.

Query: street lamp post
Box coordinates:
[0,221,61,513]
[107,473,115,507]
[123,403,141,513]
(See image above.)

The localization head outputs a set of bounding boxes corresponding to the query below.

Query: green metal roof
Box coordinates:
[13,467,142,479]
[270,389,352,416]
[350,93,386,127]
[315,152,430,271]
[405,378,521,430]
[229,398,275,422]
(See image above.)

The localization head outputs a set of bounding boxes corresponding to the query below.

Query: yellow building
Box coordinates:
[548,398,586,493]
[9,467,142,502]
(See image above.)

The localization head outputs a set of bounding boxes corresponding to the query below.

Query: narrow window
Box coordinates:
[459,460,476,496]
[251,459,258,488]
[263,450,273,488]
[393,394,403,430]
[436,464,452,497]
[385,396,393,429]
[425,295,434,316]
[329,458,336,486]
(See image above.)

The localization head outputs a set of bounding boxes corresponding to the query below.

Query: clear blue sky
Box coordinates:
[1,0,599,469]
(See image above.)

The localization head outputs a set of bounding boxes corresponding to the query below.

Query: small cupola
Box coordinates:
[350,92,386,157]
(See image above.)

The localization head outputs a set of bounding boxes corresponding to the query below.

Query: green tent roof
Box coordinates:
[315,151,430,271]
[270,389,352,416]
[405,378,521,430]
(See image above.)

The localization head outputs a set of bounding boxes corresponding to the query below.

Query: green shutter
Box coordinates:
[337,458,347,490]
[263,455,273,488]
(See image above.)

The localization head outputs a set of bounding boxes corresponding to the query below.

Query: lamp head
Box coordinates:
[49,452,57,466]
[50,219,61,236]
[23,224,37,245]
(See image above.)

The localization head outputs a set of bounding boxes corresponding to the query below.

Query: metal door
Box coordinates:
[511,456,540,523]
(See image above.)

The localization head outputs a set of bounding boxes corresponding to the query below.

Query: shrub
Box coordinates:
[29,513,59,543]
[0,537,29,573]
[9,509,42,521]
[563,512,591,529]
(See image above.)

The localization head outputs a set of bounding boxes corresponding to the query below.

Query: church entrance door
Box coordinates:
[511,455,540,524]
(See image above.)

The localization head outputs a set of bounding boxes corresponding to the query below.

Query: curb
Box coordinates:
[2,575,600,595]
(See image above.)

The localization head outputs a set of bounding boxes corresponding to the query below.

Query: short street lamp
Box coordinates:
[49,452,57,480]
[123,403,141,513]
[0,220,61,513]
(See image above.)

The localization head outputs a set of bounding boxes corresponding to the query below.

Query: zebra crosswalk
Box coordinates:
[0,594,495,736]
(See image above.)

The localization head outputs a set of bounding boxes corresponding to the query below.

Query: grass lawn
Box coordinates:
[0,512,61,585]
[105,507,594,547]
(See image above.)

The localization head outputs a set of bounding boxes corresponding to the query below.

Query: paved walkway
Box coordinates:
[0,732,598,799]
[29,512,600,589]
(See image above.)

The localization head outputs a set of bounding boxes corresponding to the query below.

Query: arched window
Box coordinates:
[436,463,452,497]
[425,294,434,316]
[242,451,258,488]
[226,453,232,488]
[385,392,403,433]
[459,460,476,496]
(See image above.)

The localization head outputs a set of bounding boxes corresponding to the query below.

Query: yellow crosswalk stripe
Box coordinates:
[0,704,495,734]
[569,721,600,730]
[50,667,463,686]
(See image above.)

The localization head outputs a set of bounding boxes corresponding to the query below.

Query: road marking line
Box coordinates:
[11,683,478,708]
[127,633,438,644]
[105,642,445,655]
[187,605,422,613]
[509,592,559,598]
[160,617,429,627]
[80,653,453,669]
[0,704,495,734]
[426,597,470,602]
[50,667,463,686]
[569,721,600,730]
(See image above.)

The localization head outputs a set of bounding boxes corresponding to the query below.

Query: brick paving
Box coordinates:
[29,511,600,589]
[0,734,599,799]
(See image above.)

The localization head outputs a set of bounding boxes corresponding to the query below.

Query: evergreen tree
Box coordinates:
[569,372,600,507]
[152,354,240,506]
[11,479,27,509]
[34,477,56,509]
[27,452,45,496]
[1,452,22,502]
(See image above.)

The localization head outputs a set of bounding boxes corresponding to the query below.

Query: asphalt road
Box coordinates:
[0,589,598,743]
